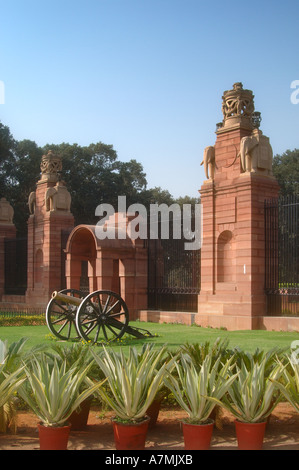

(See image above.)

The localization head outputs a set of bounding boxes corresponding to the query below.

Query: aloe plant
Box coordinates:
[47,342,102,384]
[19,354,104,427]
[0,339,27,432]
[213,354,284,423]
[0,362,26,409]
[0,339,8,365]
[271,356,299,414]
[48,342,92,368]
[232,347,286,374]
[180,338,231,370]
[163,352,238,424]
[89,344,171,422]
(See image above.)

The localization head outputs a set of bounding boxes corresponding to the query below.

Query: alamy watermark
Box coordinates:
[290,340,299,365]
[95,196,202,250]
[0,81,5,104]
[290,80,299,104]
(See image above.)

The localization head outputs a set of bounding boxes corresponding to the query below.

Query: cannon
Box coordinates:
[46,289,154,344]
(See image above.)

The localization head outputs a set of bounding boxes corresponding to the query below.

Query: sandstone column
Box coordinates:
[26,151,74,308]
[197,83,279,329]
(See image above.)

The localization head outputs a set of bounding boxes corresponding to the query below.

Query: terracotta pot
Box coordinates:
[68,397,92,430]
[182,419,214,450]
[146,399,162,428]
[235,420,267,450]
[37,423,71,450]
[112,417,150,450]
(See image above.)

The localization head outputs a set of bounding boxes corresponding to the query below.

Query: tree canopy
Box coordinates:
[0,120,198,235]
[2,119,297,235]
[272,149,299,197]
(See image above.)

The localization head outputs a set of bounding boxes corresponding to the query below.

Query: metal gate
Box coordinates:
[4,237,27,295]
[265,195,299,315]
[147,216,201,312]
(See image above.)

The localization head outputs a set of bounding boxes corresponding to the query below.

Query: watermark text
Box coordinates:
[290,80,299,104]
[95,196,202,251]
[290,340,299,364]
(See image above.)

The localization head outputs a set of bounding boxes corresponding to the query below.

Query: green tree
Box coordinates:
[0,122,15,198]
[6,140,43,233]
[272,149,299,196]
[0,120,198,235]
[176,195,201,207]
[42,142,120,226]
[114,159,147,206]
[140,186,175,207]
[42,143,149,226]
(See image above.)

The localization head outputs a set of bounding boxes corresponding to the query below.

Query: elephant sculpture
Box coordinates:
[45,182,71,212]
[239,130,273,175]
[28,191,36,214]
[201,146,215,180]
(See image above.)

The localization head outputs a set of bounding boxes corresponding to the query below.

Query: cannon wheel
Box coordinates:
[46,288,85,341]
[75,290,129,344]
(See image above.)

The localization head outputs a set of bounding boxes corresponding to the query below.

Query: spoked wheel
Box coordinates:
[75,290,129,344]
[46,289,85,341]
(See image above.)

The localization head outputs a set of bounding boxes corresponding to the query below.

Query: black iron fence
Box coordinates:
[147,215,201,312]
[265,195,299,316]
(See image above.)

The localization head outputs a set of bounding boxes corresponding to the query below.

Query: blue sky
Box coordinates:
[0,0,298,199]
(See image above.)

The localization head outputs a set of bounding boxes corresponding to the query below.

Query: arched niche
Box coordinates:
[64,222,148,317]
[65,226,98,293]
[217,230,236,283]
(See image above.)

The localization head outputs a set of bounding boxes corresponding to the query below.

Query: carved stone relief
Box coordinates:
[40,151,62,182]
[220,82,255,130]
[28,191,36,215]
[239,129,273,175]
[45,181,71,212]
[201,146,215,180]
[0,197,14,224]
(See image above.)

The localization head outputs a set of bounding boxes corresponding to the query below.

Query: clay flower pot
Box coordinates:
[235,420,267,450]
[68,396,92,430]
[182,419,214,450]
[146,398,163,428]
[37,423,71,450]
[112,417,150,450]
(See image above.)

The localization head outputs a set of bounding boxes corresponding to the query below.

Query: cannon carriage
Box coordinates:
[46,289,153,344]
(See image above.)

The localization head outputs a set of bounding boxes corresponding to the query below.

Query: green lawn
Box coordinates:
[0,321,299,355]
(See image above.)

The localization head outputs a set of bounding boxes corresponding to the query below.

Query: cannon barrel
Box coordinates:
[47,289,154,342]
[51,290,82,306]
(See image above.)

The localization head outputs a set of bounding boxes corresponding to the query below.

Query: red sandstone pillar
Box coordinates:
[26,151,74,308]
[65,255,81,291]
[197,83,279,330]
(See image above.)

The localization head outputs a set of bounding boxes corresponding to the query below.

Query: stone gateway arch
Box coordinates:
[1,82,299,332]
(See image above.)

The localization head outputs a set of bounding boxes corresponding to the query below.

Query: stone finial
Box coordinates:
[0,197,14,224]
[219,82,255,131]
[40,150,62,183]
